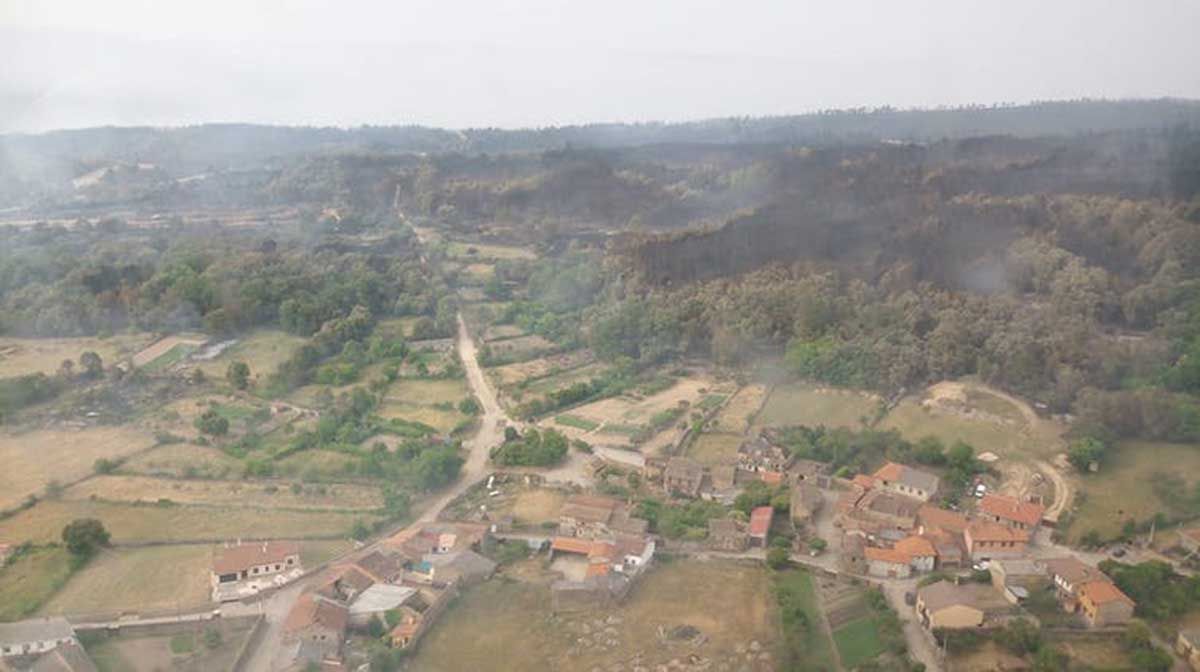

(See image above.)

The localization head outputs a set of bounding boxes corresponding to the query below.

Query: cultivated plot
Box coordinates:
[0,334,154,378]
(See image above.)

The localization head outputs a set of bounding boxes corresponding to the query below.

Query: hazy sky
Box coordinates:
[2,0,1199,133]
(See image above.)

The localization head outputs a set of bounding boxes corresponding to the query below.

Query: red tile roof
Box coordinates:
[551,537,596,555]
[895,535,937,558]
[864,546,910,564]
[918,505,969,533]
[760,471,784,485]
[872,462,905,482]
[967,521,1030,543]
[212,541,300,575]
[749,507,773,537]
[284,594,348,634]
[852,474,876,489]
[1079,580,1135,606]
[979,494,1045,527]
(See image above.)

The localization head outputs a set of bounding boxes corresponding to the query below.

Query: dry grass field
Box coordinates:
[488,350,595,387]
[122,444,243,479]
[484,324,526,341]
[461,263,495,283]
[193,329,307,381]
[65,475,383,511]
[0,499,375,545]
[688,432,744,466]
[567,375,725,427]
[712,384,768,434]
[133,334,208,370]
[38,545,213,616]
[377,402,464,434]
[510,489,568,525]
[412,560,776,672]
[85,615,259,672]
[0,333,154,378]
[486,334,557,361]
[755,382,881,430]
[0,425,159,510]
[386,378,469,406]
[274,450,359,479]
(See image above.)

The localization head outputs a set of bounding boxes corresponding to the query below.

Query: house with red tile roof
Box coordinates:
[1078,580,1135,627]
[979,494,1045,531]
[964,521,1029,560]
[748,507,773,547]
[865,546,913,578]
[895,535,938,572]
[871,462,939,501]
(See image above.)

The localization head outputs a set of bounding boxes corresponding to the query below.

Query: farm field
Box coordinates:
[0,333,154,378]
[461,262,495,283]
[488,350,595,388]
[38,545,214,616]
[563,376,727,429]
[446,241,537,261]
[773,568,838,671]
[386,377,469,406]
[192,329,307,382]
[64,475,384,511]
[0,546,74,622]
[0,425,159,511]
[377,401,465,434]
[521,362,608,395]
[1067,440,1200,542]
[0,499,376,545]
[713,384,768,434]
[755,382,880,430]
[687,432,743,467]
[133,334,208,369]
[832,617,885,669]
[274,449,360,479]
[122,443,244,479]
[483,324,526,341]
[485,334,557,363]
[412,560,777,672]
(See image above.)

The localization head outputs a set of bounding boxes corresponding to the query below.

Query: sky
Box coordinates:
[2,0,1199,133]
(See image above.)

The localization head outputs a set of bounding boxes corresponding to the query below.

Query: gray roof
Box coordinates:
[423,550,497,579]
[349,584,417,616]
[991,558,1045,577]
[897,466,940,493]
[0,618,74,646]
[918,581,985,613]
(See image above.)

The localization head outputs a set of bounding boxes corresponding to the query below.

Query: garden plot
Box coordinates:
[134,334,209,370]
[379,377,472,434]
[411,560,777,672]
[64,475,384,511]
[145,395,271,442]
[485,334,558,364]
[192,329,307,381]
[484,324,527,341]
[0,333,154,377]
[755,382,881,430]
[687,432,744,467]
[0,425,159,511]
[489,350,595,388]
[551,375,727,436]
[0,499,378,545]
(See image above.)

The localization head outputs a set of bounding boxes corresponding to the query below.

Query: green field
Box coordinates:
[0,546,75,622]
[833,616,886,668]
[1068,440,1200,542]
[446,242,537,261]
[194,329,307,382]
[687,432,743,467]
[554,414,600,431]
[143,343,200,372]
[756,383,879,429]
[772,568,838,671]
[881,398,1023,456]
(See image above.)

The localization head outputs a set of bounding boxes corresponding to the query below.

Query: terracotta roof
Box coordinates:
[967,521,1030,543]
[852,474,876,489]
[551,537,596,555]
[585,562,611,578]
[979,494,1045,527]
[1079,580,1135,606]
[865,546,910,564]
[895,535,937,558]
[212,541,300,575]
[284,594,348,634]
[918,505,969,533]
[749,507,773,537]
[760,471,784,485]
[872,462,939,493]
[587,541,618,561]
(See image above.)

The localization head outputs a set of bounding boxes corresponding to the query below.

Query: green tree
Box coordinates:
[1067,436,1106,472]
[766,547,790,570]
[194,410,230,436]
[226,361,251,390]
[79,351,103,379]
[62,518,110,557]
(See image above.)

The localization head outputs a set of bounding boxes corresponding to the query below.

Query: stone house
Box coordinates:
[963,521,1029,560]
[707,518,749,552]
[790,458,832,488]
[1176,629,1200,671]
[923,528,966,569]
[737,434,793,474]
[1078,580,1135,627]
[865,547,913,579]
[988,558,1047,603]
[978,494,1045,532]
[0,618,76,658]
[558,495,647,539]
[1043,556,1110,611]
[871,462,940,502]
[895,535,937,572]
[284,594,349,649]
[663,457,705,498]
[211,540,301,589]
[915,581,986,630]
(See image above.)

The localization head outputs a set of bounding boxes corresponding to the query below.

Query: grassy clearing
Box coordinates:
[0,425,159,511]
[0,546,75,622]
[687,432,743,467]
[881,399,1023,456]
[511,489,569,525]
[554,414,600,432]
[570,375,725,427]
[488,350,595,388]
[522,363,609,395]
[0,333,153,378]
[446,241,537,261]
[123,444,243,479]
[377,402,463,434]
[412,560,775,672]
[485,335,557,363]
[756,382,880,430]
[713,384,768,434]
[772,568,838,671]
[274,450,359,479]
[141,342,200,372]
[65,475,383,511]
[386,378,469,406]
[299,539,356,567]
[193,329,307,382]
[833,616,885,668]
[0,499,375,545]
[39,545,213,616]
[1068,440,1200,542]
